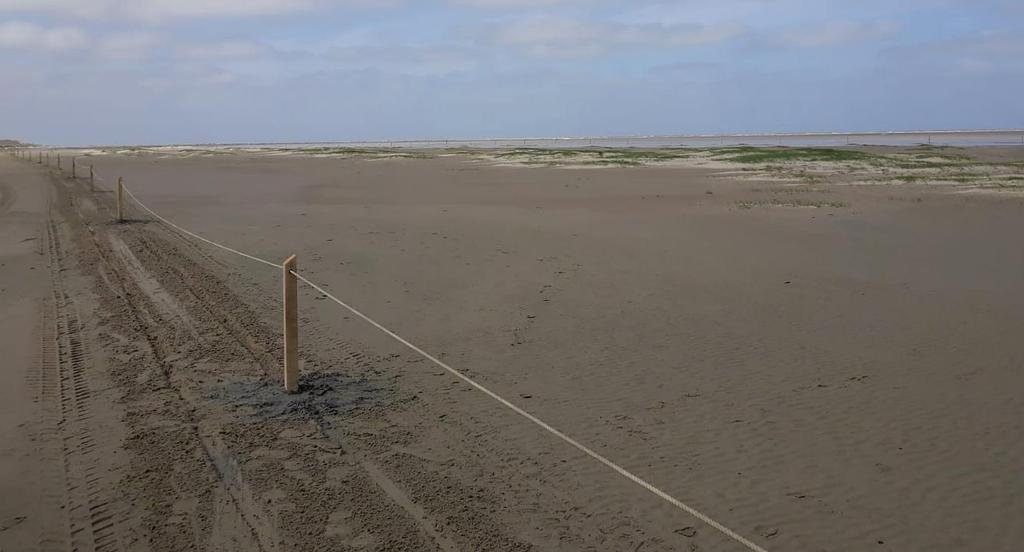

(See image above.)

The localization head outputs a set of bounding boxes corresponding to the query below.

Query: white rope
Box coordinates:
[120,184,278,268]
[292,271,768,552]
[117,177,768,552]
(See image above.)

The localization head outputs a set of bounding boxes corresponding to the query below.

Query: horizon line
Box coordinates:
[18,127,1024,149]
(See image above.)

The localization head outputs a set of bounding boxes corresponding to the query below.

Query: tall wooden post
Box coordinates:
[117,177,124,222]
[89,166,94,191]
[57,153,61,170]
[72,157,76,178]
[282,255,299,393]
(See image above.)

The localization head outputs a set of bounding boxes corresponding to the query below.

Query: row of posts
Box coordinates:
[8,147,301,394]
[10,148,94,187]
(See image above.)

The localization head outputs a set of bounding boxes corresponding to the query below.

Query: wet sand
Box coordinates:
[3,147,1024,551]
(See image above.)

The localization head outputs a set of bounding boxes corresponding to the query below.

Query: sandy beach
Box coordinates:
[2,145,1023,551]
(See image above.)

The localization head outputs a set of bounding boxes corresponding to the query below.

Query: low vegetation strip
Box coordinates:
[736,198,847,209]
[55,144,1024,193]
[711,147,875,164]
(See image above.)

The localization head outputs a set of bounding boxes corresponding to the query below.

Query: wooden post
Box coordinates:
[89,166,94,191]
[57,153,61,170]
[282,255,299,393]
[117,177,124,222]
[72,157,76,178]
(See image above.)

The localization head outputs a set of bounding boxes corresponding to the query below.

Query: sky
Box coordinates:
[1,0,1022,145]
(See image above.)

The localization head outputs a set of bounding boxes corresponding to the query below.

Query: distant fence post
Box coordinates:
[117,177,124,222]
[90,166,94,191]
[72,157,76,178]
[57,153,61,171]
[282,255,299,393]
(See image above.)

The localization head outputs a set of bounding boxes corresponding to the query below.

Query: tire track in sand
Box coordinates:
[43,217,128,552]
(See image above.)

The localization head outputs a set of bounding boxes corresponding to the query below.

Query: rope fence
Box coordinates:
[9,147,769,552]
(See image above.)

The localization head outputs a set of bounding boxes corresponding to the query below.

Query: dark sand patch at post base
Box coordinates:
[3,147,1024,551]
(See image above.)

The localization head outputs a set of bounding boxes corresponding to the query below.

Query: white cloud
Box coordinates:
[491,17,605,56]
[96,31,162,60]
[177,40,267,59]
[780,21,898,47]
[0,20,89,51]
[326,43,480,75]
[139,65,240,92]
[0,20,164,59]
[483,16,743,57]
[962,30,1024,57]
[883,29,1024,77]
[452,0,590,6]
[0,0,319,22]
[616,1,769,25]
[125,0,317,21]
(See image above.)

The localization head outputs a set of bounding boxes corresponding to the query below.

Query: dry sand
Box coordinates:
[1,146,1023,551]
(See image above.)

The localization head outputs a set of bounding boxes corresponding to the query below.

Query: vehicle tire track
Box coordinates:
[65,200,271,552]
[35,293,69,552]
[44,217,128,552]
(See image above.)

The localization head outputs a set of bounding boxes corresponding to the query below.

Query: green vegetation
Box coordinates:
[181,149,234,156]
[711,147,877,164]
[296,147,427,159]
[737,198,847,209]
[907,151,971,161]
[879,173,1020,185]
[493,147,694,167]
[748,186,832,193]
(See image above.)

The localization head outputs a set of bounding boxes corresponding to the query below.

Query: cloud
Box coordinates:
[451,0,590,6]
[0,20,89,51]
[882,29,1024,77]
[325,43,480,76]
[615,0,773,26]
[959,30,1024,58]
[481,16,743,57]
[0,0,320,22]
[96,31,162,60]
[0,20,164,59]
[779,20,899,47]
[176,40,268,59]
[140,66,240,92]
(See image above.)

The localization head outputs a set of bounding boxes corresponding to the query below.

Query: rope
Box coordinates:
[115,176,767,552]
[120,185,278,268]
[292,270,768,552]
